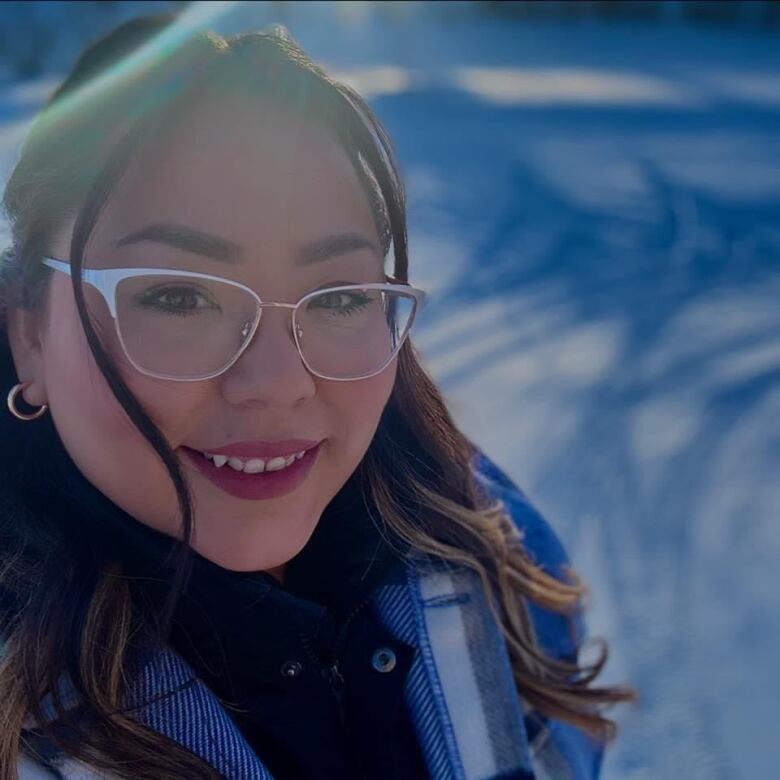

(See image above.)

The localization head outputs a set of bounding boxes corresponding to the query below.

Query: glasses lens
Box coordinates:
[296,287,416,379]
[115,274,258,378]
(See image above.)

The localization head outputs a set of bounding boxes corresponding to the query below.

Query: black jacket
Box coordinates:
[116,472,430,779]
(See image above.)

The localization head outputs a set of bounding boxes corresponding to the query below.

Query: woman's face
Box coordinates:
[7,98,396,576]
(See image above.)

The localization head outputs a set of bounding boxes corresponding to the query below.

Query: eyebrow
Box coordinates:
[116,223,240,264]
[116,223,380,267]
[294,232,379,266]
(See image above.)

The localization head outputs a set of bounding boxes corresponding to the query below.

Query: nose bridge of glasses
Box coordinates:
[258,300,298,311]
[243,299,301,350]
[255,300,299,331]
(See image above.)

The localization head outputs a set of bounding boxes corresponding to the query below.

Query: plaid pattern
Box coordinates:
[17,450,603,780]
[372,562,536,780]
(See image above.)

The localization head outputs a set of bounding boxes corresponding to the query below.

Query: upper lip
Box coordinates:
[186,439,323,459]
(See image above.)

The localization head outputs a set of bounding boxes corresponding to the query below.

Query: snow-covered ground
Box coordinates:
[2,3,778,778]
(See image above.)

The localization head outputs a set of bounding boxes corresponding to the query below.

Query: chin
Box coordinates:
[192,516,314,574]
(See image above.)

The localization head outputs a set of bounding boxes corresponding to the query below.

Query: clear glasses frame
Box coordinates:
[42,257,427,382]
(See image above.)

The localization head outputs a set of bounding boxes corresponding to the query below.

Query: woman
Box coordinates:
[0,14,634,780]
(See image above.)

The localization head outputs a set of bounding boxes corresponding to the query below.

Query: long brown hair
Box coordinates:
[0,15,635,779]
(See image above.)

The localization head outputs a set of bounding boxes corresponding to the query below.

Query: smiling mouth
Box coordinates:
[178,441,323,501]
[205,447,306,472]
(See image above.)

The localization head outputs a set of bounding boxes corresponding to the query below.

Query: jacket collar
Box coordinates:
[115,552,535,780]
[116,468,406,706]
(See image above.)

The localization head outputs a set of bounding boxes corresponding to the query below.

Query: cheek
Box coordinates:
[44,291,133,439]
[45,277,208,434]
[325,364,396,461]
[41,285,207,530]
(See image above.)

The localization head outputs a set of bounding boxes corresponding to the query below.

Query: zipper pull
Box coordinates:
[324,659,345,692]
[324,658,369,778]
[323,660,348,734]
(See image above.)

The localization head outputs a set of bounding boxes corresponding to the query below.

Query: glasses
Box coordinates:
[42,257,426,382]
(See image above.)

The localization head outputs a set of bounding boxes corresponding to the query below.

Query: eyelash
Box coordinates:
[134,286,218,317]
[132,284,375,318]
[308,290,372,316]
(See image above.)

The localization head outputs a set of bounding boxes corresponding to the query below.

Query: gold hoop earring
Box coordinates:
[7,382,48,421]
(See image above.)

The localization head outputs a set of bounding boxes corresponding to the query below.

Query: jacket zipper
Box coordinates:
[298,592,373,723]
[298,595,375,779]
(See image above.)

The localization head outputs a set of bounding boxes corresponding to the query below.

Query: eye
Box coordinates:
[133,285,220,317]
[306,289,374,317]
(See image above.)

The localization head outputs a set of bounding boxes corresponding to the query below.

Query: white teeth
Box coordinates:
[243,458,265,474]
[264,456,289,472]
[201,448,309,473]
[227,456,244,471]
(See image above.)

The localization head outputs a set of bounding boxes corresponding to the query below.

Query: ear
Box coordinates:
[5,305,48,407]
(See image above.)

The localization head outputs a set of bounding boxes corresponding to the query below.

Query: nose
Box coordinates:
[219,305,316,407]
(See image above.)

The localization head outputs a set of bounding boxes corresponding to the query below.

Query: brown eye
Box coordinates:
[134,285,219,317]
[307,290,372,316]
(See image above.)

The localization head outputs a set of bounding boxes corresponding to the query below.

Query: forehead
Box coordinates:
[90,97,380,261]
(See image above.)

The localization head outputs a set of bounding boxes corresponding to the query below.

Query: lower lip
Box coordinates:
[180,442,323,501]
